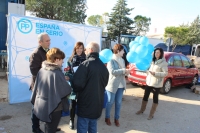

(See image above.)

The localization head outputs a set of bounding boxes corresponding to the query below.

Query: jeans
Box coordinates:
[77,116,97,133]
[105,88,124,120]
[143,86,161,104]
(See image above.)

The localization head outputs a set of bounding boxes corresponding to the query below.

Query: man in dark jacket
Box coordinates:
[72,42,109,133]
[29,33,50,133]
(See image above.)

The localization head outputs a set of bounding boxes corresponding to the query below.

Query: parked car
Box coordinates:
[128,52,199,94]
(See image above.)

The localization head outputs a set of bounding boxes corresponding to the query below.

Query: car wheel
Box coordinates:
[160,79,171,94]
[192,75,198,85]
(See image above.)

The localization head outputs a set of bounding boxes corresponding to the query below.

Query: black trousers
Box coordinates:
[143,86,161,104]
[70,100,76,121]
[31,106,40,130]
[45,111,62,133]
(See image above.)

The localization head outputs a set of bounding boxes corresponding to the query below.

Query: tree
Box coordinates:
[164,26,189,51]
[187,15,200,44]
[107,0,134,43]
[87,15,104,27]
[26,0,87,24]
[133,15,151,36]
[163,15,200,51]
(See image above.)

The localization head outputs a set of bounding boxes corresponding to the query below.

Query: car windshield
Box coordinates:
[120,36,136,50]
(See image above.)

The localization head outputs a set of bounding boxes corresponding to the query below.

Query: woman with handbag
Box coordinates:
[65,42,86,129]
[136,47,168,120]
[105,44,130,127]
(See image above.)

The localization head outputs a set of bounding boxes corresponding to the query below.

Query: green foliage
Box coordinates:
[26,0,87,24]
[133,15,151,36]
[164,15,200,46]
[187,15,200,44]
[87,15,104,27]
[164,26,189,45]
[107,0,134,43]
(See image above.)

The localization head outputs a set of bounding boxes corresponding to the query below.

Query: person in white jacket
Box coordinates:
[136,47,168,120]
[105,44,130,127]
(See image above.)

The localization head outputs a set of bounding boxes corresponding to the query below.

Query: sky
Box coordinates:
[85,0,200,35]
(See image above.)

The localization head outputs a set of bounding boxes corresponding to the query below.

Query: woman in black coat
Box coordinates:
[65,42,86,129]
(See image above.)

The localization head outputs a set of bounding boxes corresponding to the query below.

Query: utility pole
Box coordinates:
[167,38,171,52]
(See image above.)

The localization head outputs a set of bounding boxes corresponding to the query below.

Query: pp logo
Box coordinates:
[17,18,33,34]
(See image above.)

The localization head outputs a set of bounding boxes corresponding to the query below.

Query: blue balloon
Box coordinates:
[147,44,154,53]
[135,36,141,42]
[126,51,139,63]
[99,55,109,63]
[135,45,148,58]
[139,36,149,46]
[129,41,137,49]
[135,59,151,71]
[99,49,113,63]
[144,53,152,64]
[130,42,140,52]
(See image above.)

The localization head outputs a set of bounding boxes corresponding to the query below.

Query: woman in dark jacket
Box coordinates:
[65,42,86,129]
[31,48,71,133]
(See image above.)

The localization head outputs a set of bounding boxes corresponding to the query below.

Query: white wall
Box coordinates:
[149,38,164,46]
[8,3,25,15]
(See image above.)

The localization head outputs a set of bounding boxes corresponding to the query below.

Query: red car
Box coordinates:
[128,52,199,94]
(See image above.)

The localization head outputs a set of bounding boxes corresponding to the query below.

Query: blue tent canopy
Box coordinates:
[155,43,192,55]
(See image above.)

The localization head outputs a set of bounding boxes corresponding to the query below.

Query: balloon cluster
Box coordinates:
[126,36,154,70]
[99,49,113,63]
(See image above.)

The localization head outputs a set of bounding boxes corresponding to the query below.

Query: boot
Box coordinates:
[32,128,44,133]
[114,119,120,127]
[69,108,75,129]
[69,119,74,129]
[56,128,61,131]
[147,103,158,120]
[105,118,111,126]
[136,100,148,115]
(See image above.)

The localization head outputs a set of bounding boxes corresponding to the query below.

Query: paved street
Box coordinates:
[0,78,200,133]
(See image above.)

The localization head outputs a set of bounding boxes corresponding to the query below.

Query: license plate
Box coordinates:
[136,71,147,76]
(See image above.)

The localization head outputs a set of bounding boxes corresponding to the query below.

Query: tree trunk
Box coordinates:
[118,35,121,44]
